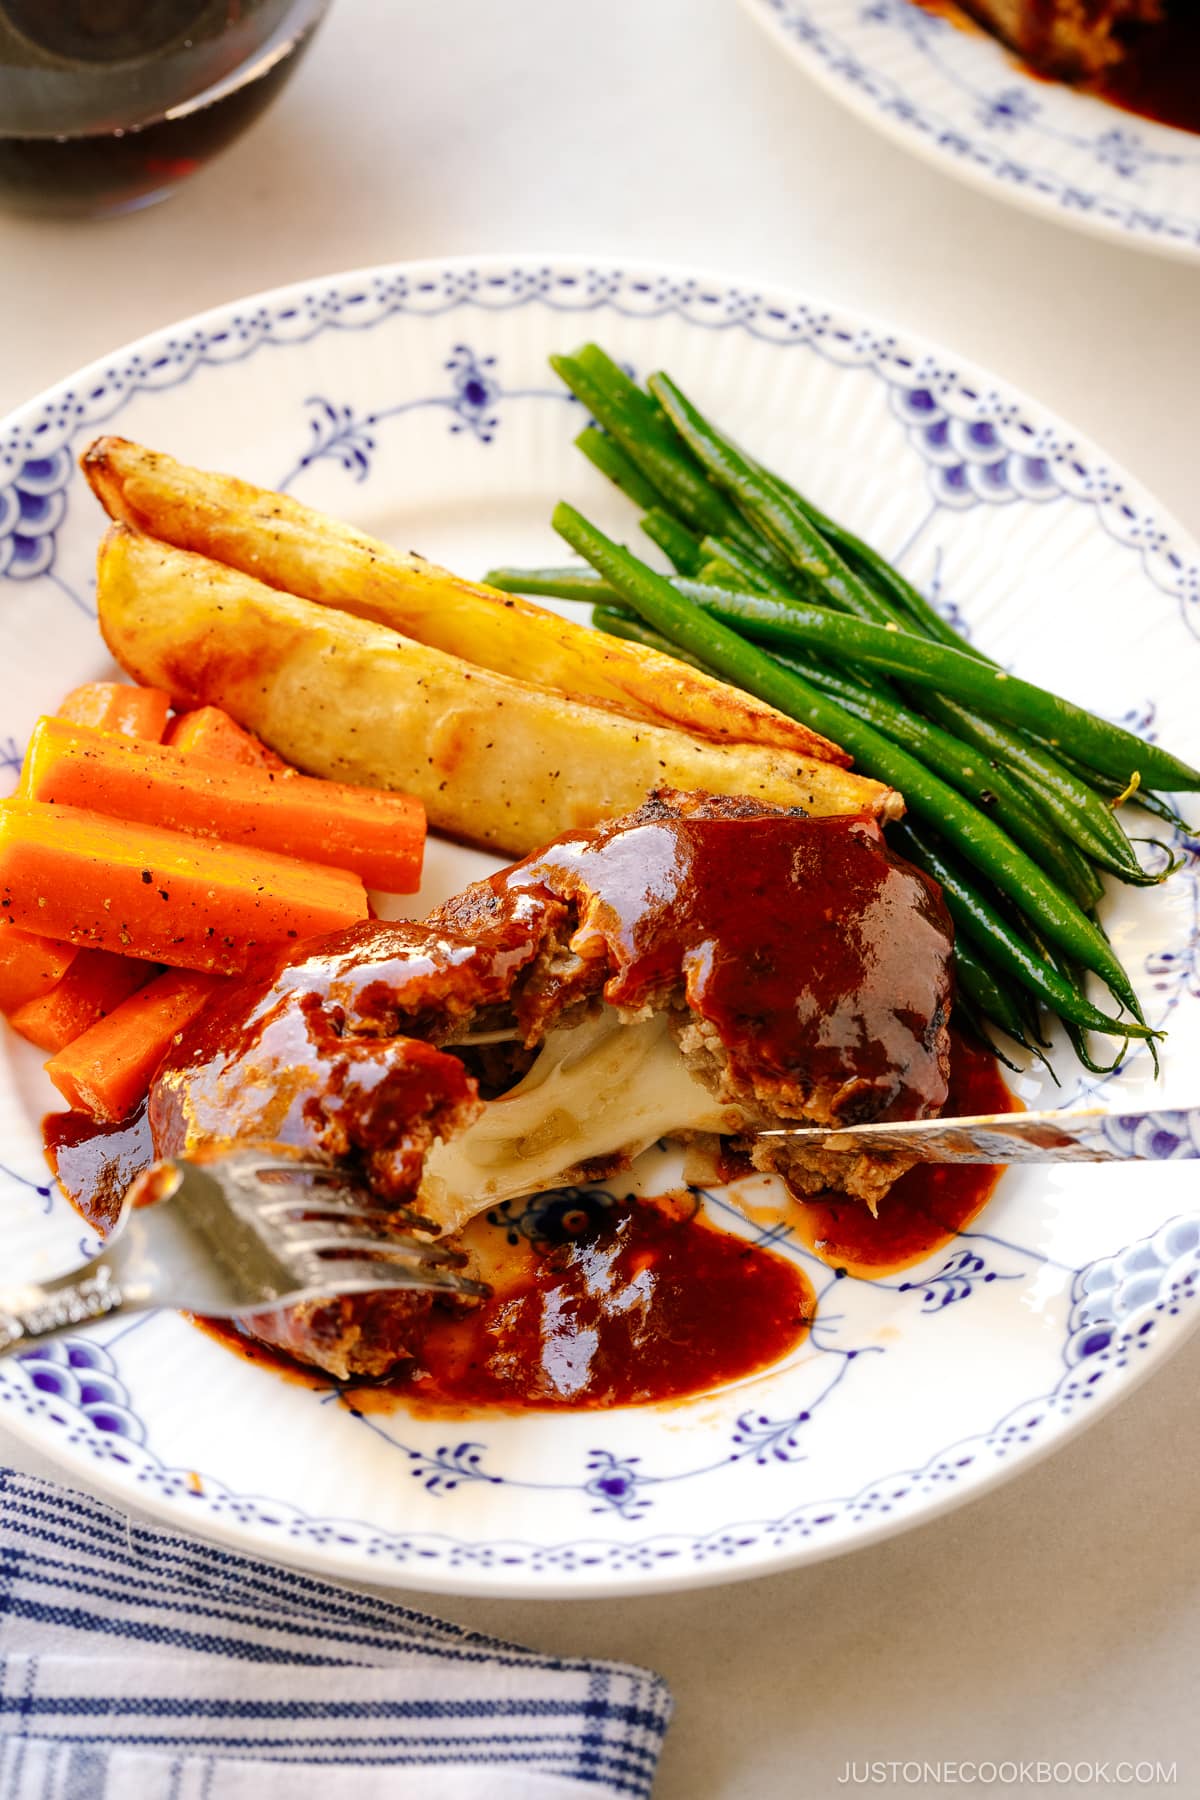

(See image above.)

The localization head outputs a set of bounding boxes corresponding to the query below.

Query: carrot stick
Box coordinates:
[8,949,157,1053]
[57,683,171,740]
[24,717,425,893]
[45,969,224,1121]
[164,705,291,771]
[0,929,78,1013]
[0,799,368,974]
[30,700,277,1018]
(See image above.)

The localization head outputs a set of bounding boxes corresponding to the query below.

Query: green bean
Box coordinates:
[644,368,1193,823]
[640,508,706,575]
[575,365,1115,835]
[681,576,1172,880]
[699,535,778,594]
[551,353,782,568]
[774,652,1104,910]
[954,944,1050,1075]
[1026,738,1198,837]
[492,557,1168,881]
[953,993,1038,1077]
[648,371,901,626]
[919,695,1162,880]
[888,822,1152,1043]
[552,503,1155,1033]
[574,426,663,512]
[761,467,989,657]
[682,584,1200,794]
[766,469,1194,845]
[574,343,668,434]
[696,557,752,591]
[573,347,809,587]
[484,565,622,605]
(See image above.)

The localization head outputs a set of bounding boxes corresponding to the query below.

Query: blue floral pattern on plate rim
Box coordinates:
[0,254,1197,1597]
[741,0,1200,262]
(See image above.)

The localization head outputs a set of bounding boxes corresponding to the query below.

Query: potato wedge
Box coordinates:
[97,526,898,856]
[82,435,847,766]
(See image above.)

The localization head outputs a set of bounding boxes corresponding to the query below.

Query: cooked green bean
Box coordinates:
[678,577,1175,880]
[774,652,1103,910]
[954,945,1049,1074]
[917,694,1165,881]
[573,347,805,585]
[484,565,622,605]
[640,508,706,575]
[552,503,1155,1031]
[551,353,779,566]
[699,535,778,594]
[682,584,1200,794]
[648,371,899,626]
[1026,737,1199,838]
[760,467,990,658]
[574,426,662,512]
[889,822,1153,1043]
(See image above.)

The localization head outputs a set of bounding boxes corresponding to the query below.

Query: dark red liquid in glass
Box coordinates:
[0,0,330,215]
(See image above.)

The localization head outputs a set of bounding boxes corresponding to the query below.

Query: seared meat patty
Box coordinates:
[151,790,955,1378]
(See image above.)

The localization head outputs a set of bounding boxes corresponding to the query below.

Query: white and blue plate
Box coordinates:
[0,255,1197,1597]
[742,0,1200,261]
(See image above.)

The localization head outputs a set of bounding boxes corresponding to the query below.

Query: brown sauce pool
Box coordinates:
[783,1027,1015,1279]
[913,1,1200,135]
[43,1028,1014,1413]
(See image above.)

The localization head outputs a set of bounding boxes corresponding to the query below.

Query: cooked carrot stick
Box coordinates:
[0,929,78,1013]
[57,682,171,740]
[8,949,157,1053]
[24,717,425,893]
[164,705,291,771]
[0,799,368,974]
[45,968,224,1121]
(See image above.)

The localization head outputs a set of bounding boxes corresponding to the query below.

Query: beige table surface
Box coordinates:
[1,3,1197,1795]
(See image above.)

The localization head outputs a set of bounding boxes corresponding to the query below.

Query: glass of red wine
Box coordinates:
[0,0,332,217]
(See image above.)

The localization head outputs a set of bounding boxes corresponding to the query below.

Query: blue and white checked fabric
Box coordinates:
[0,1468,671,1799]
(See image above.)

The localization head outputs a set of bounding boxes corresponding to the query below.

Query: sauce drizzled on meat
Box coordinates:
[43,1029,1012,1412]
[45,1106,153,1240]
[507,805,952,1124]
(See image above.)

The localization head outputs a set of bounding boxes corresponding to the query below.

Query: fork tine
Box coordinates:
[250,1167,440,1237]
[295,1255,488,1298]
[253,1198,442,1237]
[282,1224,469,1265]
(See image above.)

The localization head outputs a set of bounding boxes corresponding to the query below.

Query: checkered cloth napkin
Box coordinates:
[0,1467,671,1799]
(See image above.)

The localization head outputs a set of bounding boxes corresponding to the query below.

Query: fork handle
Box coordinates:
[0,1249,139,1358]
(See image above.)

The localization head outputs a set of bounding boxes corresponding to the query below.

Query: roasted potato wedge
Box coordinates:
[83,435,847,766]
[97,526,898,856]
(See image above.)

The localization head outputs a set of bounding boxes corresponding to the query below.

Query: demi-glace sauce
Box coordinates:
[914,1,1200,135]
[782,1028,1015,1279]
[373,1195,817,1411]
[43,1028,1013,1413]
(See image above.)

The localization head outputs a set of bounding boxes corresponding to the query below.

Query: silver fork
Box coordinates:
[0,1151,488,1358]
